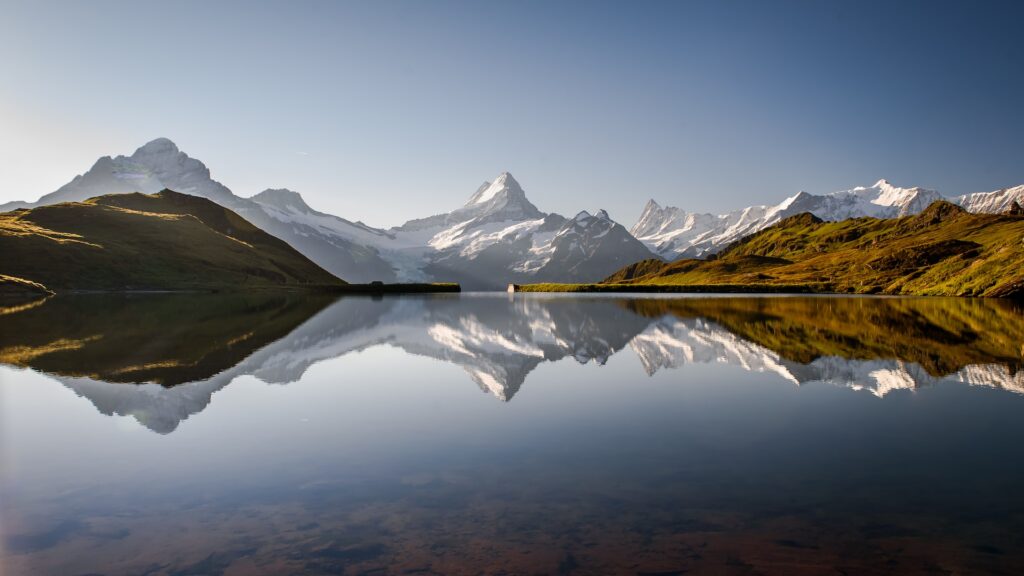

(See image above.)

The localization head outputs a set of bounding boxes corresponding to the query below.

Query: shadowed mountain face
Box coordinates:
[1,294,1022,433]
[0,190,345,292]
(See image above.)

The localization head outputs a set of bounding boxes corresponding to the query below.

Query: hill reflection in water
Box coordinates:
[1,293,1022,433]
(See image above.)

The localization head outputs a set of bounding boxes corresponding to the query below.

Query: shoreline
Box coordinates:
[507,282,1024,299]
[508,283,826,294]
[15,283,462,298]
[329,282,461,294]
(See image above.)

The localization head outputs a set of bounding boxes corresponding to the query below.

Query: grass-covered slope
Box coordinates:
[0,189,346,292]
[519,201,1024,298]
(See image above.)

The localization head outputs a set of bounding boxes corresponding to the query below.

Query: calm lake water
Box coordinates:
[2,293,1024,575]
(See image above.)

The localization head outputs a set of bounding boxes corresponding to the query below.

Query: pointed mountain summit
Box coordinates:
[22,137,236,208]
[569,209,612,224]
[635,199,662,225]
[631,198,683,238]
[465,171,536,207]
[397,171,543,232]
[467,172,513,204]
[131,136,180,158]
[251,188,315,213]
[459,171,542,222]
[861,179,943,215]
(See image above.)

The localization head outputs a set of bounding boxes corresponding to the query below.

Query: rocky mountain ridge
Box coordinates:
[632,179,1024,259]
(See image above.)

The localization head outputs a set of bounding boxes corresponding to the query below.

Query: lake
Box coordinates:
[2,293,1023,575]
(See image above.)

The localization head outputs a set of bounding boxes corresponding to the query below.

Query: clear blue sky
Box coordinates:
[2,0,1022,227]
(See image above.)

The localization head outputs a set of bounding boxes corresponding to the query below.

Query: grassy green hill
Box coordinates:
[518,201,1024,298]
[0,189,346,293]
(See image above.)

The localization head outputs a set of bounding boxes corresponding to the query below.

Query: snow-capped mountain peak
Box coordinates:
[465,171,527,206]
[459,171,544,223]
[399,171,544,236]
[632,199,685,237]
[11,137,237,208]
[251,188,313,213]
[570,209,611,223]
[779,190,812,209]
[132,137,180,157]
[955,184,1024,214]
[124,137,219,194]
[863,179,941,211]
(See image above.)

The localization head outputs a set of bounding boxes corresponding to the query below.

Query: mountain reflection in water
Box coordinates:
[4,293,1024,576]
[1,293,1022,433]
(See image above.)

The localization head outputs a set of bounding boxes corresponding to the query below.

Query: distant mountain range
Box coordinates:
[2,294,1021,433]
[0,140,651,288]
[3,138,1022,288]
[633,179,1024,259]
